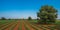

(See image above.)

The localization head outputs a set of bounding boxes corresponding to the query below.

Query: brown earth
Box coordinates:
[13,21,20,30]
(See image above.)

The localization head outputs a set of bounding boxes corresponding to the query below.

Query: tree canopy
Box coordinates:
[37,5,57,24]
[1,17,6,20]
[28,17,32,20]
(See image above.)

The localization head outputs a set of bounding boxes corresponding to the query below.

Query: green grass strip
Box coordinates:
[0,22,15,30]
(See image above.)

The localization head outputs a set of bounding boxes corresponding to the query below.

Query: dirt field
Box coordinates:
[0,20,57,30]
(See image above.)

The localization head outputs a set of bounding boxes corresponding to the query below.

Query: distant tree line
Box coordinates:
[0,17,33,20]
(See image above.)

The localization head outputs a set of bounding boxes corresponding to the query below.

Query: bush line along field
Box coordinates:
[0,20,59,30]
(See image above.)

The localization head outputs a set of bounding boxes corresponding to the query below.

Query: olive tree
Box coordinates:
[37,5,57,24]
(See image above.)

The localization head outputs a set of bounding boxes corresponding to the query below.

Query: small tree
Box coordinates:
[37,5,57,24]
[28,17,32,20]
[1,17,6,20]
[8,18,11,20]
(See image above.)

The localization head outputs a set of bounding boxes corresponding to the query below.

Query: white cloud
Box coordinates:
[57,15,60,19]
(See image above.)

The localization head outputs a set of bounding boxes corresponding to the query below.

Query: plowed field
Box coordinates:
[0,20,57,30]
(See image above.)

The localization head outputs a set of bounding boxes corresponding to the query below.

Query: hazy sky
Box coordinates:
[0,0,60,19]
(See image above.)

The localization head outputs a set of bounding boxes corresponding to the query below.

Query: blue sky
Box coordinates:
[0,0,60,19]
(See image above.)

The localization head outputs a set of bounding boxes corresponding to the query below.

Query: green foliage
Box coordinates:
[28,17,32,20]
[1,17,6,20]
[37,5,58,24]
